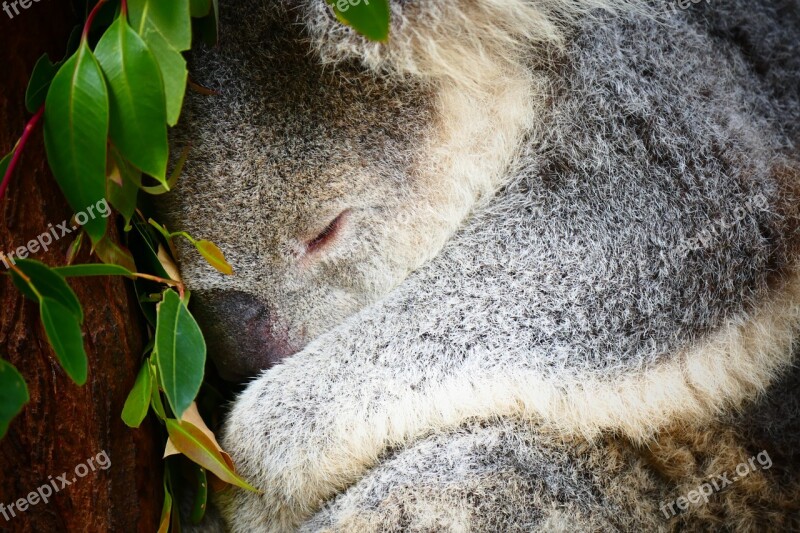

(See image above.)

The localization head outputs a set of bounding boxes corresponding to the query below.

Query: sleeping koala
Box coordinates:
[158,0,800,531]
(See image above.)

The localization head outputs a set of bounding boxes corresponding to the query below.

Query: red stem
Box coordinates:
[0,105,44,203]
[3,0,116,203]
[82,0,109,41]
[121,0,127,17]
[1,0,111,203]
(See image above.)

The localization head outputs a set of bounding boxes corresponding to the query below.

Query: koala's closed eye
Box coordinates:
[306,209,349,254]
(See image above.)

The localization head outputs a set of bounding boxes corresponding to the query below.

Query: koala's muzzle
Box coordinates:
[192,290,294,381]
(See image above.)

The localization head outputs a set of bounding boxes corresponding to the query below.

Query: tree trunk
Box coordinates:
[0,2,162,531]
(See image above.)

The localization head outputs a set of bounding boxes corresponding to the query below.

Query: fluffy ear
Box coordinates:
[293,0,647,86]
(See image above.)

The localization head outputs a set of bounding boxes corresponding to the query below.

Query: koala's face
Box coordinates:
[159,1,533,380]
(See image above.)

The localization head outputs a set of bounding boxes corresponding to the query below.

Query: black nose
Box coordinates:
[191,290,295,381]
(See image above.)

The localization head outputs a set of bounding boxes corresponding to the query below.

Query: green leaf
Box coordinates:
[195,0,218,47]
[190,465,208,524]
[327,0,390,42]
[128,0,192,51]
[0,360,29,438]
[143,32,187,127]
[129,219,170,326]
[165,419,258,491]
[130,218,170,278]
[8,272,37,303]
[53,263,134,278]
[94,236,138,273]
[171,492,182,532]
[40,298,88,385]
[25,54,59,113]
[128,0,191,126]
[106,145,140,229]
[190,0,211,18]
[140,143,189,195]
[43,40,109,243]
[155,289,206,419]
[133,281,159,327]
[158,474,173,533]
[66,230,86,265]
[64,25,82,59]
[122,361,153,427]
[7,261,87,386]
[95,17,169,183]
[11,259,83,322]
[0,151,11,183]
[195,240,233,275]
[149,363,167,419]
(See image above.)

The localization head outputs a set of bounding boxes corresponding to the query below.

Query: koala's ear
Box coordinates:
[294,0,646,86]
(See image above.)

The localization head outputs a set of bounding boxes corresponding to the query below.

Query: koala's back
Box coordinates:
[190,1,800,531]
[344,2,800,391]
[491,2,800,374]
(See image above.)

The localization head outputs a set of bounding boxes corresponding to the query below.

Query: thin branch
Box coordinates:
[0,105,45,203]
[132,273,186,300]
[82,0,109,41]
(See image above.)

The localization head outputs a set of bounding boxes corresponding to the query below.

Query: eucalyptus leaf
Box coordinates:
[128,0,191,51]
[53,263,134,278]
[122,361,153,428]
[195,240,233,275]
[158,474,173,533]
[165,419,257,491]
[195,0,219,47]
[190,465,208,524]
[130,218,170,278]
[326,0,390,42]
[129,219,170,327]
[149,362,167,419]
[140,143,189,195]
[40,297,88,385]
[25,54,59,113]
[0,151,10,179]
[8,260,87,385]
[94,236,138,273]
[11,259,83,322]
[95,17,169,183]
[155,289,206,419]
[106,145,140,228]
[64,25,81,59]
[0,360,29,438]
[190,0,211,17]
[128,0,191,125]
[66,230,87,266]
[43,40,109,243]
[144,32,187,127]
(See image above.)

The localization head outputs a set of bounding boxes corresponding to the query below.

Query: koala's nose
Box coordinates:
[191,290,294,381]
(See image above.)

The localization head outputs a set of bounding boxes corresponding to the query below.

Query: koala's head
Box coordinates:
[158,0,611,380]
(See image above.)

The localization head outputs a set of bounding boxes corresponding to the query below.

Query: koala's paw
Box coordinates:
[215,344,414,532]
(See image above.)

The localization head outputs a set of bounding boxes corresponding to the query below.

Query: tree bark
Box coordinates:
[0,2,162,531]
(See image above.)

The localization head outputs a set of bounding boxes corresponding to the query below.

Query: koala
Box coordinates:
[158,0,800,531]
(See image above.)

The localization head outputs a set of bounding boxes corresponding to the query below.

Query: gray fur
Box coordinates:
[160,0,800,531]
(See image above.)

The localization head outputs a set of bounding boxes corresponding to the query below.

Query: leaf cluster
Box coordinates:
[0,0,389,527]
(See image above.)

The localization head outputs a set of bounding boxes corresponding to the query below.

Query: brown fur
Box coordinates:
[583,415,800,532]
